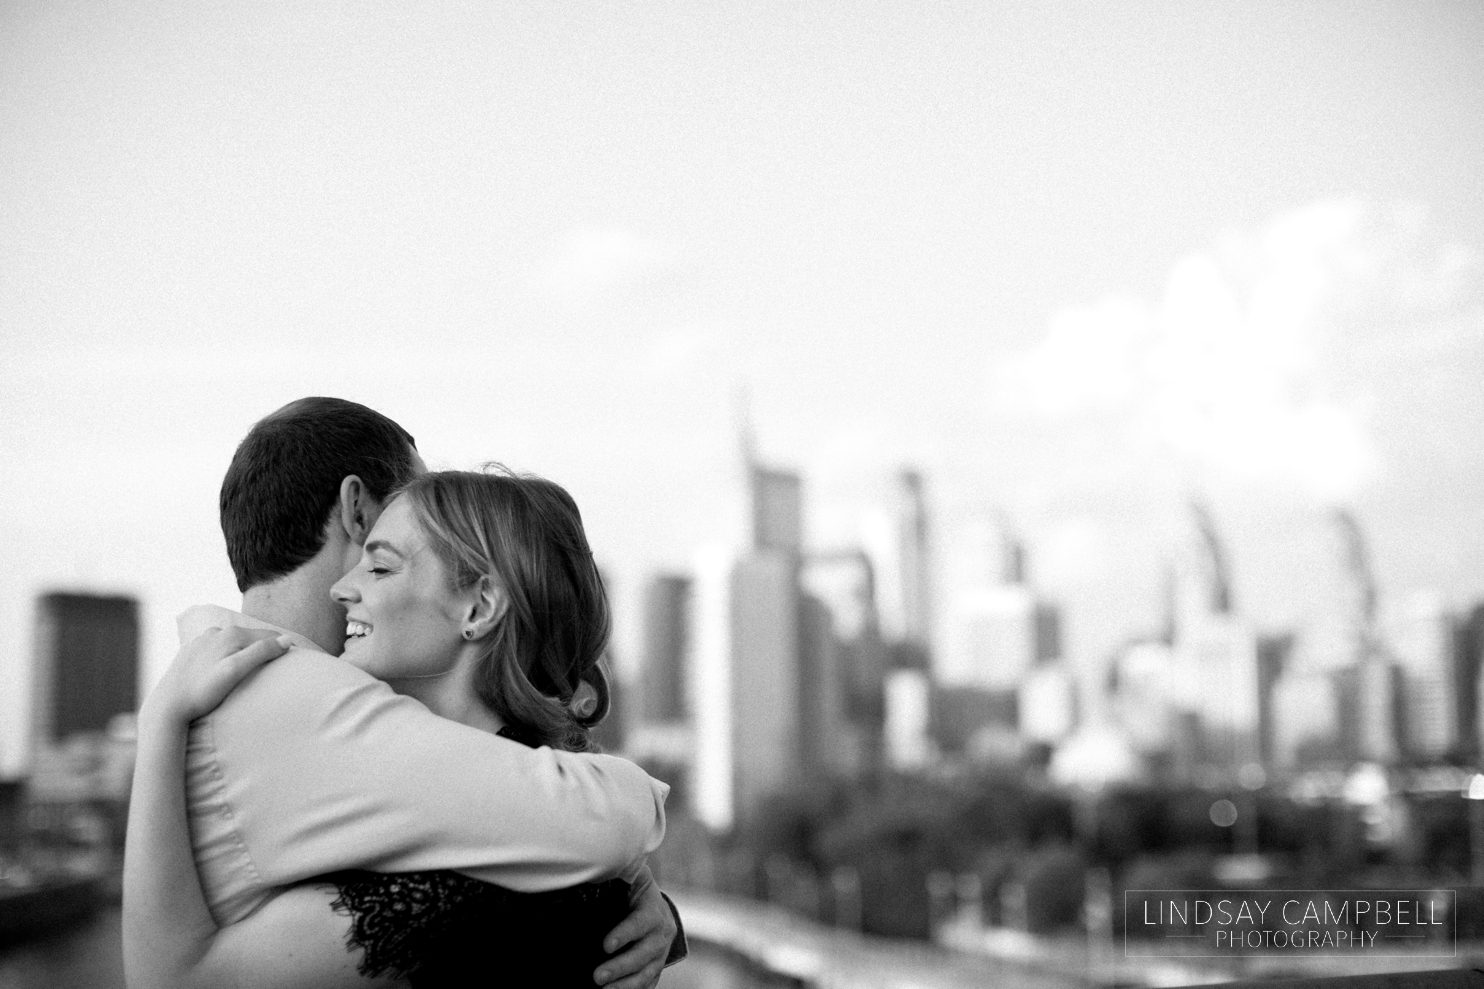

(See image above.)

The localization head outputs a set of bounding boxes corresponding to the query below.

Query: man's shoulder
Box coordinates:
[177,603,321,651]
[218,644,387,718]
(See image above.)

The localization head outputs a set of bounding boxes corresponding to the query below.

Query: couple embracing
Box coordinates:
[123,397,685,988]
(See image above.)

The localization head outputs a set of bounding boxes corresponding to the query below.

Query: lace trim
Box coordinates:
[327,870,489,981]
[326,870,631,983]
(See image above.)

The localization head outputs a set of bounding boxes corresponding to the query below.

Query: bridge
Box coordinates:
[671,889,1483,989]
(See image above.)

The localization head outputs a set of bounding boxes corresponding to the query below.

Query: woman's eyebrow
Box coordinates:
[364,539,404,558]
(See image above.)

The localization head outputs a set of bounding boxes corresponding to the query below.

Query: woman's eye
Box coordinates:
[369,566,390,575]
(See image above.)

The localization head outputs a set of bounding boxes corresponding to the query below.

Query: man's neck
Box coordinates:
[240,560,345,655]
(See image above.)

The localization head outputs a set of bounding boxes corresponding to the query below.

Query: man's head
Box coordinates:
[220,397,422,593]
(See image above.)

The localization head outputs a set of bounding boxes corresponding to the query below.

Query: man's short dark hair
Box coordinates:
[220,397,420,592]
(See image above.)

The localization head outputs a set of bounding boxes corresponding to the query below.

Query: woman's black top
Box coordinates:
[320,727,632,988]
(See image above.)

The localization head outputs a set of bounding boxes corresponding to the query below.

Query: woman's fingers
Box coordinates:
[193,625,280,658]
[223,635,293,681]
[595,902,671,986]
[600,953,664,989]
[167,629,294,721]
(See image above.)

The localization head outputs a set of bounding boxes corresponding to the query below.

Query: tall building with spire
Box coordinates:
[1272,508,1399,768]
[871,469,933,650]
[895,470,932,645]
[1170,502,1261,770]
[688,417,819,832]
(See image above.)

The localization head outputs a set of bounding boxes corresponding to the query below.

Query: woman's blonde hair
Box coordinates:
[396,466,611,752]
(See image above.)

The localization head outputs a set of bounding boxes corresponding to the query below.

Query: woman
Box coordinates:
[126,467,650,988]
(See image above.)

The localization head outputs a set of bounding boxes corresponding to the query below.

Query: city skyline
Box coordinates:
[3,3,1482,777]
[625,429,1484,805]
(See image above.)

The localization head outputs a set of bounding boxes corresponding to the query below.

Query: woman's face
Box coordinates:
[331,498,470,682]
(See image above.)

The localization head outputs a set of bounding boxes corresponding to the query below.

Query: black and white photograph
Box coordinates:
[2,3,1482,987]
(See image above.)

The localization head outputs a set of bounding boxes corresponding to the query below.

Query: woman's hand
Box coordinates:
[147,626,291,726]
[594,866,680,989]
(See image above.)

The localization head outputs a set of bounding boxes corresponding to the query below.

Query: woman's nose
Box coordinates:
[330,575,359,604]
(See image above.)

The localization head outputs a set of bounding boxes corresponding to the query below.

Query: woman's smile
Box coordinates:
[330,498,473,684]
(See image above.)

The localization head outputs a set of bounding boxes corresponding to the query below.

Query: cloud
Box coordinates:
[996,200,1479,502]
[643,325,710,381]
[996,295,1152,417]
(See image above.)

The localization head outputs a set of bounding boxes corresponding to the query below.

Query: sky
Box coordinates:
[2,1,1482,776]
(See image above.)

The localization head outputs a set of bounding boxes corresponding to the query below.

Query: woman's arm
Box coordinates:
[122,627,396,989]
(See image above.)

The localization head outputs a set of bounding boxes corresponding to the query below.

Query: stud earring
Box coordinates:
[462,628,475,640]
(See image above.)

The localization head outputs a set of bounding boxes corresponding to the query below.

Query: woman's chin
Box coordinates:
[340,637,372,668]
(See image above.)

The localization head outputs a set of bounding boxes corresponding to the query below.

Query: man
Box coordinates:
[173,397,681,986]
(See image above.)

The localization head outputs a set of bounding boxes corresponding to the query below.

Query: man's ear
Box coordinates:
[464,576,509,639]
[337,475,377,546]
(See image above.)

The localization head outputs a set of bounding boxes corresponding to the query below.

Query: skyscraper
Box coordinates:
[1169,504,1261,769]
[940,520,1060,691]
[740,403,803,554]
[894,470,931,645]
[802,550,887,775]
[1387,590,1458,760]
[637,574,692,724]
[689,546,802,833]
[688,424,814,833]
[31,592,139,746]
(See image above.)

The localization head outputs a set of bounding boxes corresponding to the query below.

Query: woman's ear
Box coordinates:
[464,575,508,639]
[337,475,375,545]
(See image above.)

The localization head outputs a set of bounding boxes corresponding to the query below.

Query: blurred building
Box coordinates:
[1294,510,1378,676]
[1385,590,1459,761]
[863,468,938,770]
[1109,639,1186,761]
[691,433,859,833]
[1346,655,1399,764]
[30,592,140,750]
[1460,603,1484,761]
[625,573,696,798]
[1182,614,1262,764]
[884,668,935,769]
[894,470,932,645]
[1167,504,1262,772]
[25,592,140,866]
[940,584,1059,691]
[1018,660,1078,747]
[742,418,803,554]
[936,518,1061,759]
[1169,503,1233,642]
[1271,668,1344,768]
[1269,509,1415,770]
[802,550,887,775]
[798,593,857,775]
[662,427,916,827]
[690,547,803,833]
[637,574,691,724]
[870,469,933,647]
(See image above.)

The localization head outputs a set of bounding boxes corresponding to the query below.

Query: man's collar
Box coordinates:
[176,603,324,653]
